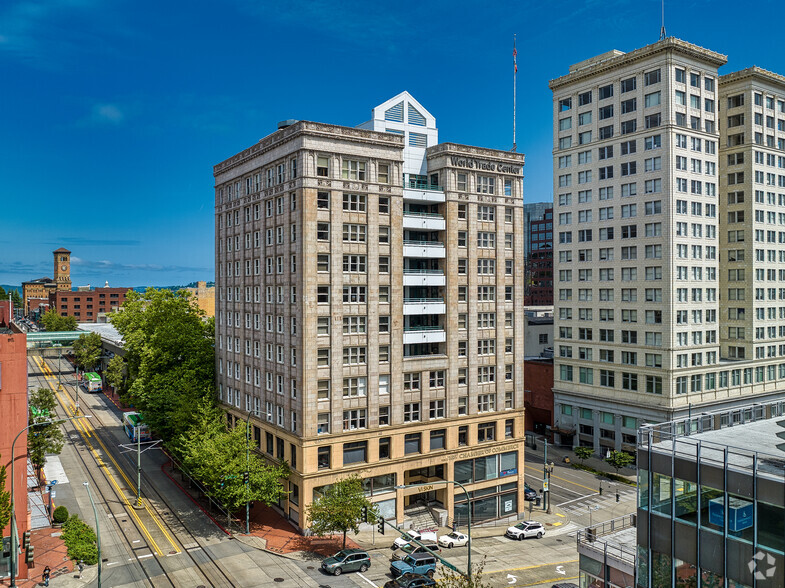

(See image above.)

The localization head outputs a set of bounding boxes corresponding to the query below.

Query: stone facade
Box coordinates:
[214,93,526,530]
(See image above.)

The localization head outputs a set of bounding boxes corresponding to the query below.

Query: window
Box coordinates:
[317,156,329,177]
[341,159,366,180]
[644,69,661,85]
[404,433,421,454]
[478,422,495,443]
[404,403,420,423]
[599,84,613,100]
[342,193,366,212]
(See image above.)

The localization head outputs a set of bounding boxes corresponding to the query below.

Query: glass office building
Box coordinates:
[637,401,785,587]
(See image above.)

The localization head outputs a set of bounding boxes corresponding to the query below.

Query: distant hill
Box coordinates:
[132,282,215,292]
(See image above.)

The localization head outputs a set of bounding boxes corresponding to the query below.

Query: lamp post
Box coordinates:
[9,416,87,587]
[544,461,555,514]
[83,482,102,588]
[244,409,262,535]
[395,480,472,580]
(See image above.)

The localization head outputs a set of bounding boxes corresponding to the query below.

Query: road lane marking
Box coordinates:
[138,553,154,559]
[556,513,566,518]
[523,464,597,492]
[556,492,599,507]
[489,559,579,574]
[514,576,579,587]
[357,572,379,587]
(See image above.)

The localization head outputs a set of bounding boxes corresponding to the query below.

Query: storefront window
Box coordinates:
[499,451,518,476]
[454,459,473,484]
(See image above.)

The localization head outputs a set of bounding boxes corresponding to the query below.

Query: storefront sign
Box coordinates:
[500,468,518,477]
[449,157,521,175]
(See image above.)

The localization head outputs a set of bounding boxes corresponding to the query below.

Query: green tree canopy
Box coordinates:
[175,398,288,513]
[109,288,215,441]
[10,290,22,309]
[105,355,127,396]
[605,450,634,474]
[306,474,378,548]
[41,309,77,332]
[72,332,102,372]
[574,446,593,466]
[28,388,65,476]
[0,454,11,536]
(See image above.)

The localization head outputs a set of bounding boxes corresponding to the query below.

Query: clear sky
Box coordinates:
[3,0,785,287]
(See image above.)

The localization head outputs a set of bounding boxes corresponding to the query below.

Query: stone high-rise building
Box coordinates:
[214,92,526,529]
[549,38,727,454]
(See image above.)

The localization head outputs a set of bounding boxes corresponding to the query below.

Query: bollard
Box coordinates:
[599,485,603,496]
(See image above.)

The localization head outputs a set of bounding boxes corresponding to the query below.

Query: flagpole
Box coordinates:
[512,34,517,152]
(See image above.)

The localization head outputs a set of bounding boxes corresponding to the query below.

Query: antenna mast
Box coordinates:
[512,34,517,152]
[659,0,666,40]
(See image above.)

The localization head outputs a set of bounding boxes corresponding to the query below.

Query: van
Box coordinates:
[390,552,438,578]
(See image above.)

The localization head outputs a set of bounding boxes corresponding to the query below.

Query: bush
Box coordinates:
[52,505,69,524]
[61,515,98,564]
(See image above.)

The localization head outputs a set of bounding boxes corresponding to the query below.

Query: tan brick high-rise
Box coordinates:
[214,92,526,530]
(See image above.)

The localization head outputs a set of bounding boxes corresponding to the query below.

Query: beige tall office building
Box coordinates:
[551,38,785,456]
[214,92,526,530]
[719,68,785,373]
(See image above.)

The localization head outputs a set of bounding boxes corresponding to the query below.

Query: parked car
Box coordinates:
[391,541,441,561]
[384,572,438,588]
[505,520,545,540]
[524,482,538,501]
[392,530,438,550]
[437,531,469,548]
[390,552,438,578]
[321,549,371,575]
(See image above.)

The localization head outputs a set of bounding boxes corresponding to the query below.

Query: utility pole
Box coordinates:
[136,425,142,508]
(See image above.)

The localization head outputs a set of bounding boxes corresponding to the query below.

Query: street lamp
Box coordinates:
[395,480,472,580]
[9,415,89,587]
[244,409,262,535]
[83,482,102,588]
[544,461,555,514]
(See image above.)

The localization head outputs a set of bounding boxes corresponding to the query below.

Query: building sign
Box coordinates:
[456,443,519,461]
[500,468,518,477]
[449,157,521,175]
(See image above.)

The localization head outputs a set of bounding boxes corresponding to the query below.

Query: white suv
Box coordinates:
[505,521,545,540]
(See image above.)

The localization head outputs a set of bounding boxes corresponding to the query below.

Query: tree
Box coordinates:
[109,288,215,442]
[574,446,593,466]
[105,355,127,397]
[0,455,11,536]
[10,289,22,310]
[175,398,288,514]
[605,450,634,475]
[28,388,65,476]
[72,332,102,372]
[41,309,77,332]
[306,474,378,548]
[438,557,492,588]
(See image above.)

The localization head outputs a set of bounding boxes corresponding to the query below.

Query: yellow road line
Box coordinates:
[491,559,579,574]
[36,357,180,555]
[514,576,579,587]
[524,463,597,493]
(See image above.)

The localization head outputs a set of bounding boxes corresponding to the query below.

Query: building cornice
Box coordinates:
[213,121,404,177]
[427,142,526,166]
[549,37,728,92]
[719,66,785,89]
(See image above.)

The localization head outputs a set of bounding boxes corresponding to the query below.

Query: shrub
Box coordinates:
[61,515,98,564]
[52,505,69,524]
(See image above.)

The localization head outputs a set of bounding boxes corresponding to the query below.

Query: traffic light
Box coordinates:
[22,531,31,550]
[25,545,34,565]
[243,472,249,484]
[361,506,368,523]
[377,516,385,535]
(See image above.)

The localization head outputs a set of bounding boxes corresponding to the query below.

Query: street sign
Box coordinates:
[50,491,56,498]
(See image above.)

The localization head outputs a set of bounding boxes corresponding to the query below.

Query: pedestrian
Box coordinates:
[43,566,51,587]
[78,559,85,578]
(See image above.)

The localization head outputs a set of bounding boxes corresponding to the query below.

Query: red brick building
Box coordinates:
[49,287,131,322]
[523,358,554,436]
[0,300,30,579]
[524,208,553,306]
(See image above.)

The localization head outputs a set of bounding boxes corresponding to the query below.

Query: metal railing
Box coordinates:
[404,175,443,192]
[403,240,445,247]
[577,514,637,566]
[403,325,444,332]
[403,211,444,218]
[403,298,444,304]
[403,268,444,275]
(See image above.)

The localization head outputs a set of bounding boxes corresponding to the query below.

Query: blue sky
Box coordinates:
[3,0,785,287]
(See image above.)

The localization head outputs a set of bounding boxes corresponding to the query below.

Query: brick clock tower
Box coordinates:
[53,248,72,292]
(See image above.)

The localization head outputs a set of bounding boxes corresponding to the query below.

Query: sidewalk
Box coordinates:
[525,441,638,484]
[0,528,76,588]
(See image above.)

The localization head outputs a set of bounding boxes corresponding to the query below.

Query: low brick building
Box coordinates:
[50,287,131,322]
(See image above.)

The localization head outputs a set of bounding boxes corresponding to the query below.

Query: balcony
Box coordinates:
[403,325,446,345]
[403,298,446,315]
[403,269,446,287]
[403,240,445,259]
[403,211,445,231]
